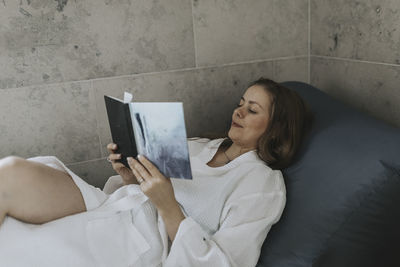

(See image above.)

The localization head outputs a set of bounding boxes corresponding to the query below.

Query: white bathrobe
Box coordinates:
[0,138,286,267]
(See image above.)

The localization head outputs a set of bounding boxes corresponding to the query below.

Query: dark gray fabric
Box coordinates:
[256,81,400,267]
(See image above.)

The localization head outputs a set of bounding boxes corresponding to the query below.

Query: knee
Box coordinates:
[0,156,25,169]
[0,156,26,181]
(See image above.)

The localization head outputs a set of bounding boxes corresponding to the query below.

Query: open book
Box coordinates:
[104,92,192,180]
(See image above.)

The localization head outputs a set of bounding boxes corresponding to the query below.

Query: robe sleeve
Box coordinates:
[164,179,286,267]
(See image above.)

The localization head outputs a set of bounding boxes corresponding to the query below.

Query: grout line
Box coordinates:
[308,0,311,84]
[190,0,198,68]
[311,55,400,67]
[217,55,309,64]
[87,55,309,84]
[76,55,309,80]
[2,55,309,91]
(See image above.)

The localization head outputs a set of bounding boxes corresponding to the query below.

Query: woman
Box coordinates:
[0,77,311,267]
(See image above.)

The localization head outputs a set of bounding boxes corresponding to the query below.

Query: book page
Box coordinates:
[128,102,192,179]
[123,92,133,103]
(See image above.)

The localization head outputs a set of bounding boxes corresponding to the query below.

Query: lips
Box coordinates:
[231,121,243,128]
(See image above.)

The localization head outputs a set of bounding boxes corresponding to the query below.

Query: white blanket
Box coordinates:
[0,156,166,267]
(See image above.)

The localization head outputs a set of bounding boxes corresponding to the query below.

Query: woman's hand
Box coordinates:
[127,155,178,212]
[106,143,139,185]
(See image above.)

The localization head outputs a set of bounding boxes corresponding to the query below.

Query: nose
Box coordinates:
[234,106,245,118]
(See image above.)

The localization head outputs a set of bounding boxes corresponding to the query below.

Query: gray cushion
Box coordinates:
[256,81,400,267]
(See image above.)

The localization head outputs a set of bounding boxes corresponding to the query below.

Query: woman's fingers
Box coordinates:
[106,143,120,164]
[112,162,125,168]
[137,155,161,177]
[127,158,151,180]
[108,153,121,161]
[130,168,142,182]
[106,143,117,153]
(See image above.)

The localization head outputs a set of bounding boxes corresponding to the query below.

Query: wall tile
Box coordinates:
[93,61,274,157]
[311,56,400,128]
[274,57,309,83]
[311,0,400,64]
[0,81,101,163]
[66,159,116,189]
[193,0,308,66]
[0,0,195,89]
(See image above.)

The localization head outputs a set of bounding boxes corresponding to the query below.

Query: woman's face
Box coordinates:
[228,85,272,149]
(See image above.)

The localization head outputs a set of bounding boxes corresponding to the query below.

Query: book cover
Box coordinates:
[104,94,192,180]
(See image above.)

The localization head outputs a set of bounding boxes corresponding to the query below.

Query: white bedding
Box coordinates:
[0,156,166,267]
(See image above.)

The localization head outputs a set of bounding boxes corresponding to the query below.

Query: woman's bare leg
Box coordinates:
[0,156,86,226]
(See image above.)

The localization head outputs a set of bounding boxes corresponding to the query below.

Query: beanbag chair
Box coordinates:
[256,81,400,267]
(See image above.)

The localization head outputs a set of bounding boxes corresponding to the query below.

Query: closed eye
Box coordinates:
[236,104,257,114]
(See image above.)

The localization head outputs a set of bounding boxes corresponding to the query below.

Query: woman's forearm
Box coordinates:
[158,201,186,242]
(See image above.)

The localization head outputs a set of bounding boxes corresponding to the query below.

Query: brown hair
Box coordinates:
[250,78,313,169]
[200,77,313,170]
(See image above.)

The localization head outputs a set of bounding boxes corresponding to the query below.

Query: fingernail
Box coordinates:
[113,144,116,149]
[127,157,132,162]
[138,154,142,159]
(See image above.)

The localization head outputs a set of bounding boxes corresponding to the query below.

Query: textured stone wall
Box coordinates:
[311,0,400,128]
[0,0,308,188]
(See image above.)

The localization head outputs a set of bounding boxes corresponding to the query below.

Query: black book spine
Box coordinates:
[104,95,138,169]
[124,103,137,166]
